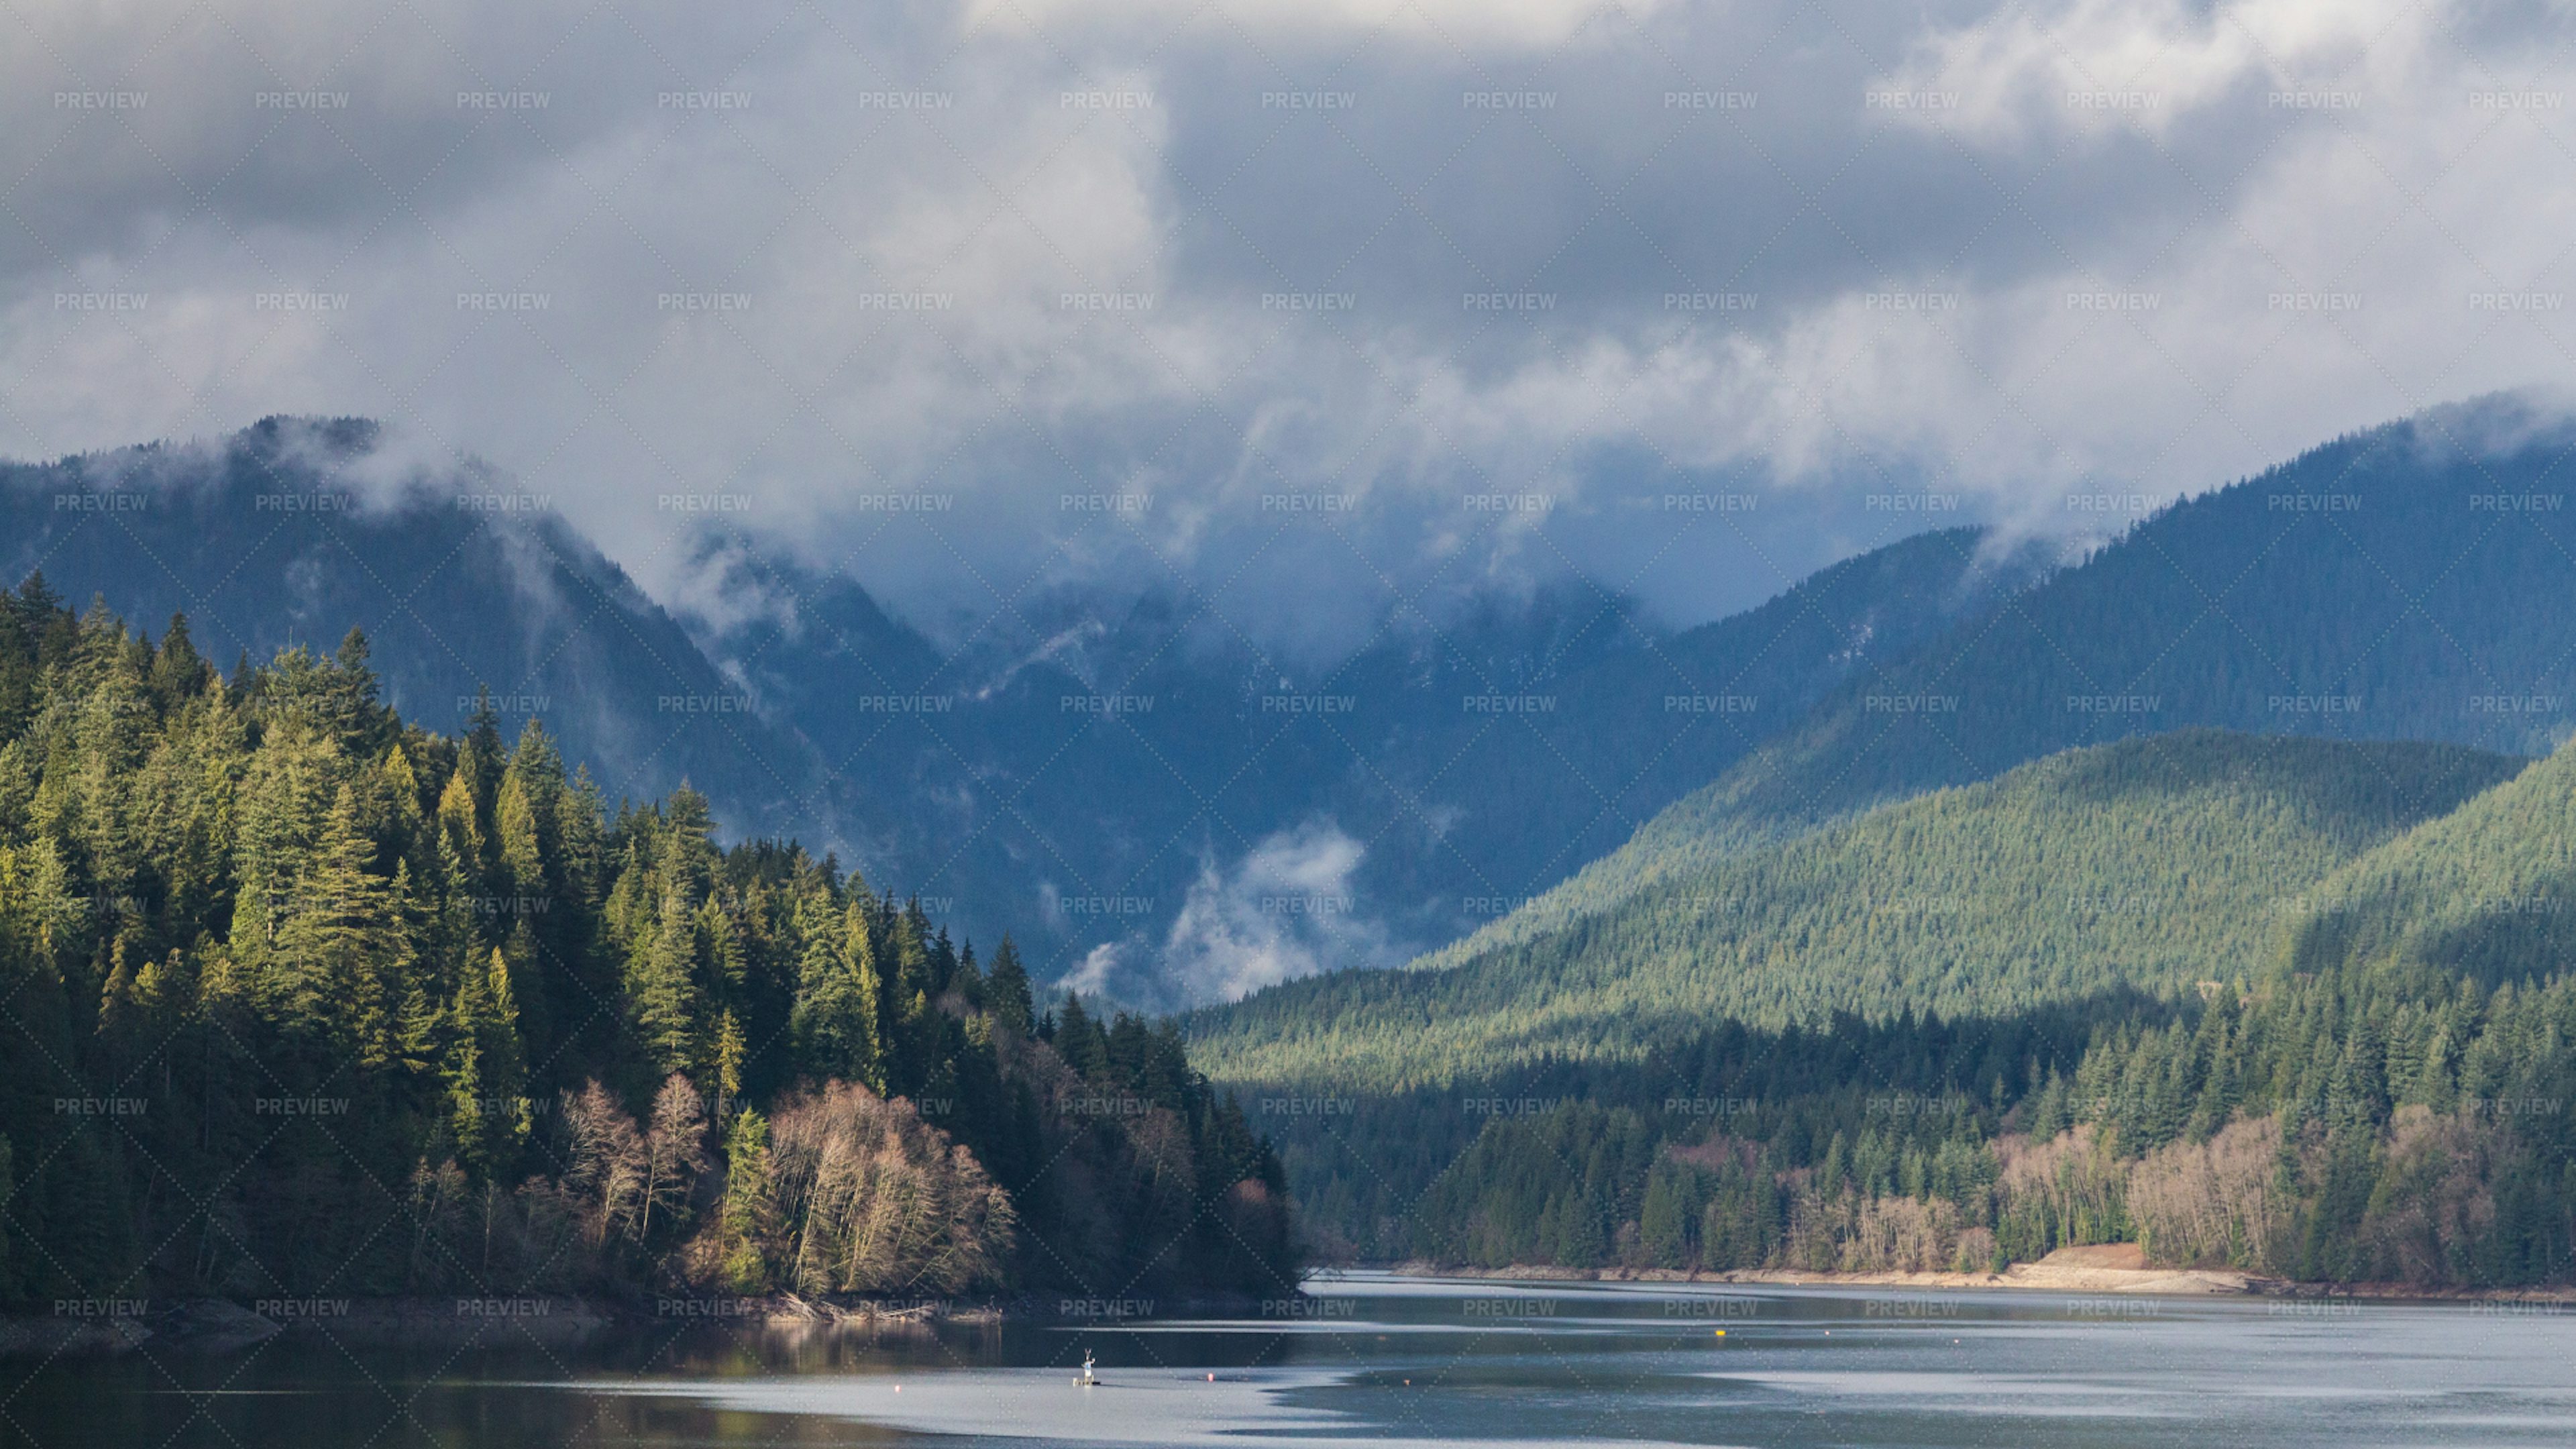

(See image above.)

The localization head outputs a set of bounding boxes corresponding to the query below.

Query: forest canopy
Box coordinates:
[0,578,1296,1305]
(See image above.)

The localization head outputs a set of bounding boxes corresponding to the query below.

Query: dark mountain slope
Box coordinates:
[2275,727,2576,990]
[1,418,838,842]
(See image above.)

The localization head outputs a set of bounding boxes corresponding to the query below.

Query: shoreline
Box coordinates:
[1357,1245,2576,1303]
[0,1289,1272,1359]
[16,1254,2570,1358]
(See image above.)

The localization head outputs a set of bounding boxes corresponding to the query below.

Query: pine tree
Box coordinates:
[629,890,703,1077]
[717,1108,772,1291]
[888,906,934,1091]
[714,1008,746,1112]
[987,934,1034,1035]
[437,768,484,883]
[269,784,407,1066]
[1057,995,1110,1079]
[791,900,882,1091]
[496,771,543,900]
[150,612,209,705]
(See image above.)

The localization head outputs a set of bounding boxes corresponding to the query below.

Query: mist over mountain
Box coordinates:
[0,418,840,841]
[21,399,2565,1017]
[665,518,2046,1007]
[13,396,2576,1297]
[4,418,2038,1008]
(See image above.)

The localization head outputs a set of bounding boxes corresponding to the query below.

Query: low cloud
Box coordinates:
[1061,943,1123,999]
[1159,820,1393,1004]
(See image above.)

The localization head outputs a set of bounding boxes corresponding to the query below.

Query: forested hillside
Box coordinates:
[1252,736,2576,1288]
[1411,400,2576,977]
[2275,726,2576,991]
[0,583,1294,1305]
[1193,732,2522,1090]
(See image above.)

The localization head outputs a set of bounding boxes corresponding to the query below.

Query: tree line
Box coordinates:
[1279,961,2574,1287]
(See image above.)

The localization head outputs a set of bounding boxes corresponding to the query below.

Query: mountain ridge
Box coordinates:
[1394,400,2576,981]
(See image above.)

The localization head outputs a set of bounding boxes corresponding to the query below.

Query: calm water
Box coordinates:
[13,1273,2575,1447]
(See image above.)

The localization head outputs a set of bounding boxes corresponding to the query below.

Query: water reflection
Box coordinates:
[9,1273,2574,1447]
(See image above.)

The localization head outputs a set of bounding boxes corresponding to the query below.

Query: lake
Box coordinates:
[13,1273,2574,1447]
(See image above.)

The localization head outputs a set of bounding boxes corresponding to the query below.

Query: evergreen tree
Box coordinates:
[268,784,407,1067]
[987,934,1034,1034]
[629,890,703,1078]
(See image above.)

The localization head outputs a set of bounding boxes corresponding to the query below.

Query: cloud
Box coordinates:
[959,0,1671,49]
[1158,820,1391,1004]
[4,0,2574,656]
[1870,0,2420,144]
[1061,943,1123,998]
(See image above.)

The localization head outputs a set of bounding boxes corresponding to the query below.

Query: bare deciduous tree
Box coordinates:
[765,1081,1015,1295]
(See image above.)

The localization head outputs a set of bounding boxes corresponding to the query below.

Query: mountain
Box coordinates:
[0,418,841,844]
[1186,399,2576,1283]
[639,523,2044,1005]
[1188,731,2524,1091]
[1399,398,2576,979]
[5,420,2043,1005]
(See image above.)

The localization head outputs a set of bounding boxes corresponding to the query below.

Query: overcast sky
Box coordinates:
[7,0,2575,651]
